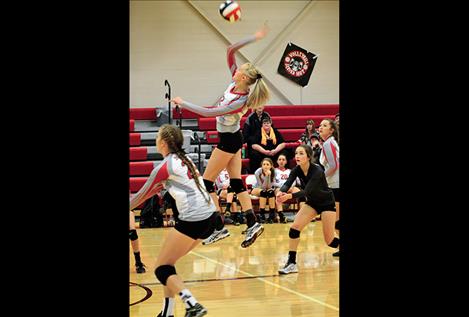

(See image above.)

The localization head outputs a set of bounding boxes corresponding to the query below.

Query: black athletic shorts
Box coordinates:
[175,212,218,240]
[305,202,336,214]
[217,130,243,154]
[331,188,340,203]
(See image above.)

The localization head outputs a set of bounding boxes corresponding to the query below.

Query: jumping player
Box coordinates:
[130,124,217,317]
[171,24,270,248]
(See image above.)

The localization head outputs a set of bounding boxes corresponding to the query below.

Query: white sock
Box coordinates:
[161,297,174,317]
[179,289,198,309]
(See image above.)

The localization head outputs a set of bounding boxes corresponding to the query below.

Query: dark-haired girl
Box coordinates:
[276,145,339,274]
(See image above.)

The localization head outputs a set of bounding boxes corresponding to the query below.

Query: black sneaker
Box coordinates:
[258,214,266,223]
[278,212,287,223]
[157,312,174,317]
[185,303,207,317]
[136,262,146,274]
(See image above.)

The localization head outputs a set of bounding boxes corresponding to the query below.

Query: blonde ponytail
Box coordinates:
[242,63,270,110]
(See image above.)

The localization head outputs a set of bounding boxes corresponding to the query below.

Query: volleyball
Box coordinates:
[219,1,241,23]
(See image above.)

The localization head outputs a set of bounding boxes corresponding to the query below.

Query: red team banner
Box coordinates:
[277,42,317,87]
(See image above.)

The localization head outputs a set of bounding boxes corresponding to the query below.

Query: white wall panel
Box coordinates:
[130,0,339,108]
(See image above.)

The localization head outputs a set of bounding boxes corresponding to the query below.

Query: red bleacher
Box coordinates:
[129,133,141,146]
[129,147,148,161]
[129,104,338,213]
[130,161,155,176]
[172,104,339,119]
[129,108,158,120]
[206,129,305,144]
[198,115,332,131]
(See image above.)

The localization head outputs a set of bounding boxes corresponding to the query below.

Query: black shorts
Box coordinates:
[305,202,336,214]
[331,188,340,203]
[175,212,218,240]
[217,130,243,154]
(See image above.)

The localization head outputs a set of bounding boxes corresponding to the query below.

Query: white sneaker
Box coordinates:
[241,222,264,248]
[278,262,298,274]
[202,228,230,245]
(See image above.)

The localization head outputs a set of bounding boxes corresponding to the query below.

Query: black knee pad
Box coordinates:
[154,265,177,286]
[227,185,235,194]
[203,179,215,193]
[266,189,275,198]
[289,228,301,239]
[129,229,138,241]
[230,178,246,194]
[335,220,341,230]
[328,237,340,248]
[260,190,268,198]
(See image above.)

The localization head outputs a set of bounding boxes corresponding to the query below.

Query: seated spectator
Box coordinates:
[242,104,272,160]
[249,117,286,173]
[298,119,319,147]
[273,153,301,222]
[215,168,243,226]
[298,119,323,166]
[250,158,277,223]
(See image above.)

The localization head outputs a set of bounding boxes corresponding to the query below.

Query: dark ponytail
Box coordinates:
[158,124,211,204]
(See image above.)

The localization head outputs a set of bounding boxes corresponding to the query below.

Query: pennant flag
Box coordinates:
[277,42,317,87]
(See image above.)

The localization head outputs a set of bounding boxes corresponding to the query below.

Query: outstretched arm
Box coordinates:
[227,23,269,75]
[171,96,246,117]
[130,160,169,211]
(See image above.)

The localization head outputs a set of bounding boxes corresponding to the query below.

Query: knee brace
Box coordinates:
[129,229,138,241]
[203,179,215,193]
[154,265,177,286]
[335,220,341,230]
[289,228,301,239]
[328,237,340,248]
[260,190,268,198]
[230,178,246,194]
[266,189,275,198]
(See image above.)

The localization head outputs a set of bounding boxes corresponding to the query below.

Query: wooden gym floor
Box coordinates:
[130,222,339,317]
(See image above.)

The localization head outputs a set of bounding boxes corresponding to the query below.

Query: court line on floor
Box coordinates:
[135,273,279,286]
[190,250,339,312]
[129,282,153,306]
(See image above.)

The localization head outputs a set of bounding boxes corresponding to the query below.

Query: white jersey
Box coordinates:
[274,167,300,190]
[319,136,340,188]
[130,154,216,221]
[274,167,292,188]
[215,169,230,191]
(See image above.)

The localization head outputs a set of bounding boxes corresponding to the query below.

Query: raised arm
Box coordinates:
[227,24,269,75]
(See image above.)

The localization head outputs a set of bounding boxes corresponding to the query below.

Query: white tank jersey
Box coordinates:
[130,154,216,221]
[319,136,340,188]
[274,167,300,190]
